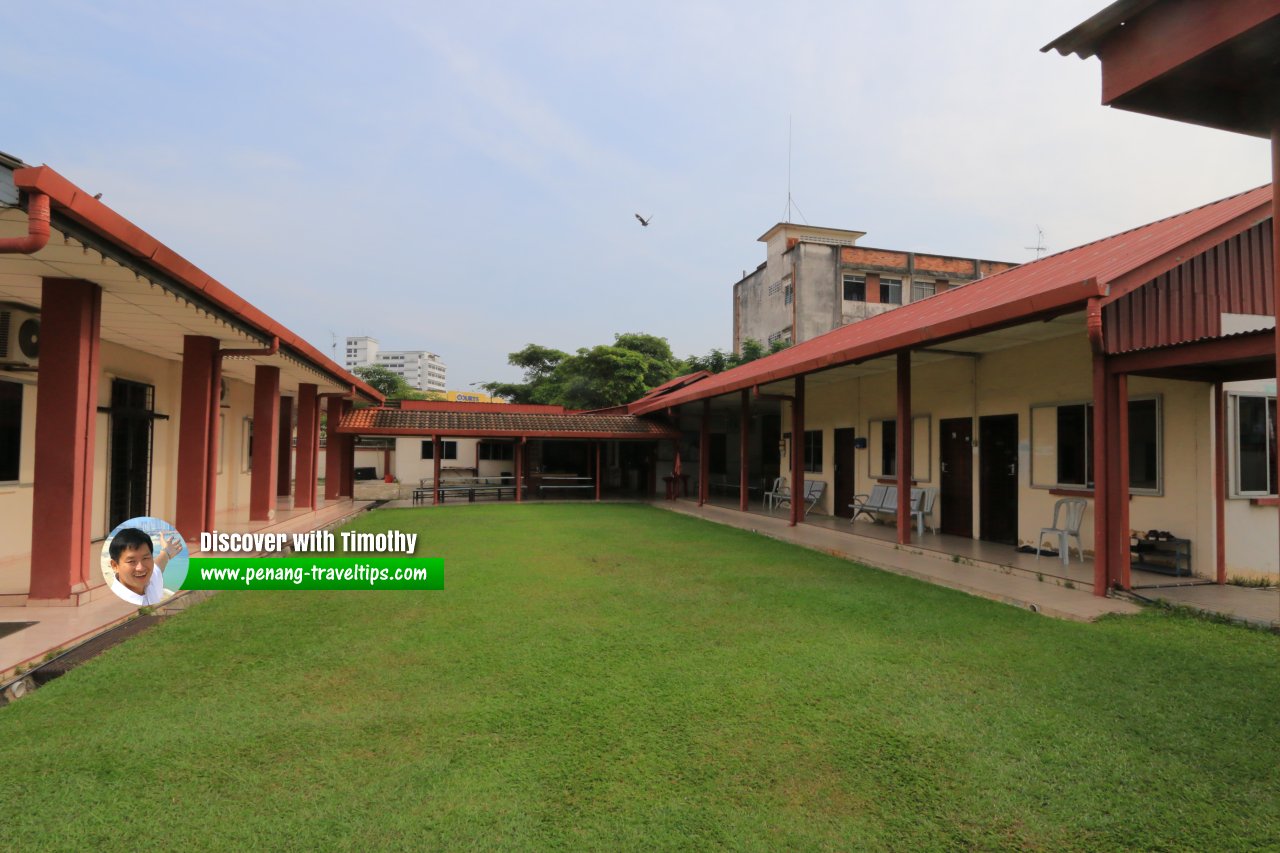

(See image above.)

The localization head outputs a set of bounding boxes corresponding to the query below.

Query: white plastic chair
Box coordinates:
[764,477,788,511]
[910,488,937,536]
[1036,498,1087,567]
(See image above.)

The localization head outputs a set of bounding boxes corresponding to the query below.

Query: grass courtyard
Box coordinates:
[1,504,1277,851]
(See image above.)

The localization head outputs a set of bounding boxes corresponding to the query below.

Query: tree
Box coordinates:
[480,343,570,404]
[353,365,436,401]
[679,338,786,375]
[483,334,680,409]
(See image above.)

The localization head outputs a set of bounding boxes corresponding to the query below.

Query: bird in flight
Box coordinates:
[634,213,653,227]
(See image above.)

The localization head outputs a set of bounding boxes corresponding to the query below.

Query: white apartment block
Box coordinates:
[344,336,447,394]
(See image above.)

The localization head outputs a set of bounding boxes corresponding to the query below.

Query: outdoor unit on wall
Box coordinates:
[0,305,39,367]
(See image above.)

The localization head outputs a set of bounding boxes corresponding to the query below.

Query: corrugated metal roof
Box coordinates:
[338,408,680,439]
[635,371,711,401]
[1106,220,1273,353]
[632,184,1272,414]
[1041,0,1161,58]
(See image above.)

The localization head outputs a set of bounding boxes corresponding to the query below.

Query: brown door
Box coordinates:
[833,428,856,519]
[939,417,973,538]
[979,414,1019,545]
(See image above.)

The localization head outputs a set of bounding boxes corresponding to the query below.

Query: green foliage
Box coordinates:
[680,337,789,375]
[484,334,678,409]
[353,365,433,401]
[483,334,794,407]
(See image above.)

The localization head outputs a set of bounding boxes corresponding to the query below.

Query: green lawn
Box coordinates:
[2,505,1277,851]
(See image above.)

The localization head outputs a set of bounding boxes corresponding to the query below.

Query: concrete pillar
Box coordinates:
[515,440,523,503]
[1214,382,1227,584]
[896,351,912,545]
[338,400,354,498]
[324,396,344,501]
[790,376,804,527]
[28,278,101,600]
[277,395,293,498]
[294,383,319,509]
[698,399,709,507]
[249,365,280,521]
[432,437,441,505]
[739,389,750,512]
[176,335,219,539]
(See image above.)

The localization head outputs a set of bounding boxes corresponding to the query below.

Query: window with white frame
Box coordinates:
[1029,396,1162,493]
[911,279,936,302]
[1230,393,1277,497]
[880,277,903,305]
[420,440,458,460]
[478,442,515,461]
[843,274,866,301]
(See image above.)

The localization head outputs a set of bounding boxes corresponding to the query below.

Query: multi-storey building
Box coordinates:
[344,336,447,394]
[732,223,1016,351]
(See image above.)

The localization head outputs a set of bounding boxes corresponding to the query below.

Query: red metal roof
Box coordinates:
[633,184,1272,414]
[396,400,568,414]
[1041,0,1161,58]
[634,371,711,401]
[338,408,680,440]
[11,165,384,404]
[1105,219,1273,353]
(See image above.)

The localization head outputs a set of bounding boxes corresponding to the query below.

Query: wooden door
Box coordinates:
[833,428,856,519]
[979,414,1019,545]
[939,417,973,538]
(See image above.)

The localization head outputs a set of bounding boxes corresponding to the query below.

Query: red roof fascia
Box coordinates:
[631,278,1102,413]
[12,165,384,405]
[631,184,1272,415]
[396,400,566,414]
[636,371,711,400]
[338,426,678,440]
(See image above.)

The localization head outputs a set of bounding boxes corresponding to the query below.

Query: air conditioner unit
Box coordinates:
[0,306,39,367]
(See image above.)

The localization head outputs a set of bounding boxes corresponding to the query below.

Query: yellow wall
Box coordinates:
[778,332,1236,577]
[392,437,515,483]
[0,343,262,596]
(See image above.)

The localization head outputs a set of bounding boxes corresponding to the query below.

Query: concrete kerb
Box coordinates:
[653,500,1141,623]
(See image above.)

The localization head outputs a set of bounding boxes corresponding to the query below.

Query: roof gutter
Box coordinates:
[9,165,385,406]
[0,192,50,254]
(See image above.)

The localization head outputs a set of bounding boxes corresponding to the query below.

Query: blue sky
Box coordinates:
[6,1,1271,388]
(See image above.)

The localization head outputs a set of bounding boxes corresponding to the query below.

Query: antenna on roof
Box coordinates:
[782,115,809,225]
[1026,225,1048,259]
[329,330,338,360]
